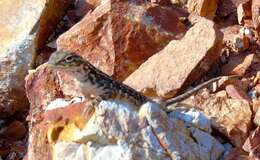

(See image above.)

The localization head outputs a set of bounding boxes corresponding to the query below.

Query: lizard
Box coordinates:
[47,51,240,112]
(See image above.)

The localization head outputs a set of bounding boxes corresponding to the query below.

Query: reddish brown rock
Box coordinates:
[217,0,250,17]
[2,120,27,139]
[237,1,252,25]
[124,18,223,98]
[57,0,187,81]
[252,0,260,40]
[243,127,260,159]
[187,0,218,19]
[34,0,75,53]
[221,53,256,76]
[225,84,251,102]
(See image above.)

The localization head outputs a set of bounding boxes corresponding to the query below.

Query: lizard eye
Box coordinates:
[65,55,74,62]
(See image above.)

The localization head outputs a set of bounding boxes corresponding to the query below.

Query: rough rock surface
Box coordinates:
[57,0,187,81]
[252,0,260,40]
[243,127,260,159]
[25,64,226,160]
[0,0,76,117]
[187,0,218,19]
[124,18,223,98]
[221,53,258,76]
[217,0,250,17]
[182,89,252,147]
[254,105,260,126]
[0,0,45,117]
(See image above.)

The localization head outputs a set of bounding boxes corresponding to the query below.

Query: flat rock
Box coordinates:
[57,0,187,81]
[187,0,218,19]
[124,18,223,98]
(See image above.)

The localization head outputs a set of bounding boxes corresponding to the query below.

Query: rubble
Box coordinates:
[0,0,260,159]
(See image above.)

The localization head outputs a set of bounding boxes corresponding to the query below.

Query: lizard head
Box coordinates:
[47,51,86,69]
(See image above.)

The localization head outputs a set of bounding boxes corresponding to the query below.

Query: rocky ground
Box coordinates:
[0,0,260,159]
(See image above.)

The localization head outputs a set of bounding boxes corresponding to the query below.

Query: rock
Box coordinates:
[25,63,225,160]
[225,84,251,102]
[237,1,252,25]
[252,0,260,40]
[182,90,252,147]
[150,0,172,6]
[224,148,251,160]
[254,103,260,126]
[124,18,223,98]
[33,0,75,67]
[221,25,254,52]
[188,12,205,24]
[170,0,188,6]
[221,25,242,52]
[0,120,27,139]
[243,127,260,159]
[221,53,256,76]
[187,0,218,19]
[0,0,45,117]
[34,0,75,52]
[57,0,187,81]
[0,0,75,117]
[217,0,250,17]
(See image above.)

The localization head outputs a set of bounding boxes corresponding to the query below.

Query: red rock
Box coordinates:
[34,0,75,52]
[124,18,223,98]
[57,0,187,81]
[252,0,260,40]
[237,1,252,25]
[221,53,256,76]
[225,84,251,102]
[3,120,27,139]
[217,0,250,17]
[243,127,260,159]
[187,0,218,19]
